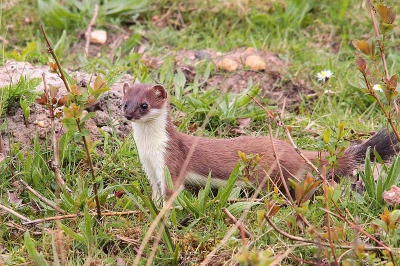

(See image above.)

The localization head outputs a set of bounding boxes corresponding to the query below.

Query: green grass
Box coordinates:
[1,0,400,265]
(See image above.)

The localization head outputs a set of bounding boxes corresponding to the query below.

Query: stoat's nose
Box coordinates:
[124,114,133,120]
[123,103,133,120]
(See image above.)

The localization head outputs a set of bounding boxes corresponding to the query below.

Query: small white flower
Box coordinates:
[324,89,333,94]
[316,70,333,82]
[373,84,383,92]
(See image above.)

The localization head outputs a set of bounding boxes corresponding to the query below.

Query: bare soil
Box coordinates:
[0,48,314,152]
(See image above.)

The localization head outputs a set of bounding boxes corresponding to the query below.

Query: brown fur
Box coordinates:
[123,83,399,192]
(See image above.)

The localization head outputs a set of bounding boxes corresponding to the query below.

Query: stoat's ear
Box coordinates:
[150,84,167,99]
[123,83,130,96]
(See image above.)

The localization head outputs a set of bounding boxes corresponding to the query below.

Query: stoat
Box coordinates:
[122,83,399,199]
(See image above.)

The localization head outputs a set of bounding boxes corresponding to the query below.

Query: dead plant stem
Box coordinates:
[76,120,101,219]
[367,0,390,81]
[84,4,99,56]
[23,211,140,225]
[19,179,65,213]
[222,208,251,238]
[0,203,32,223]
[39,24,71,93]
[42,73,71,193]
[321,208,396,263]
[321,167,338,265]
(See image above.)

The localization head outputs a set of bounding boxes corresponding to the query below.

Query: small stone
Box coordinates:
[37,121,45,128]
[217,58,239,72]
[111,119,119,127]
[90,30,107,44]
[246,47,255,52]
[101,126,113,134]
[245,55,266,71]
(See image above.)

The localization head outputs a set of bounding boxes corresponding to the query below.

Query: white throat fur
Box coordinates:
[131,107,169,199]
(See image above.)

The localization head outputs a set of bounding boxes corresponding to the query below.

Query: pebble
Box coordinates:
[245,55,266,71]
[90,30,107,44]
[218,58,239,72]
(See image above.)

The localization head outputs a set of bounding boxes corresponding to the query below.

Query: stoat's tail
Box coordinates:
[334,129,399,177]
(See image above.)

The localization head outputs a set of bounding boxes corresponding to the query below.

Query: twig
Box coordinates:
[363,1,400,142]
[84,4,99,56]
[42,73,72,194]
[275,98,286,138]
[4,222,42,235]
[39,24,71,93]
[249,94,322,178]
[200,168,270,265]
[0,78,6,159]
[362,74,400,142]
[214,198,265,204]
[279,113,323,177]
[248,95,311,227]
[320,167,338,265]
[367,0,390,81]
[222,208,251,238]
[40,25,102,218]
[0,203,32,223]
[19,179,65,214]
[320,208,395,259]
[263,214,384,251]
[266,115,294,203]
[337,249,353,265]
[76,121,102,219]
[23,210,140,225]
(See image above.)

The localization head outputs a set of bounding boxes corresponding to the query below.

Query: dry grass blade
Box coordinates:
[200,170,269,265]
[84,3,99,56]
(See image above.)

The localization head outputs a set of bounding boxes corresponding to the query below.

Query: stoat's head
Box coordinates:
[122,83,168,122]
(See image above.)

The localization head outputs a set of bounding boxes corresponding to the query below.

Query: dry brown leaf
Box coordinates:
[8,191,22,206]
[237,118,251,129]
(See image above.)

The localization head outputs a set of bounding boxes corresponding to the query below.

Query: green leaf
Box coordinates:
[177,193,200,217]
[199,173,212,215]
[226,201,263,217]
[61,224,85,243]
[174,68,186,100]
[372,219,387,231]
[24,231,50,266]
[21,42,37,60]
[83,207,93,246]
[80,112,96,124]
[101,0,148,16]
[38,0,81,29]
[217,164,240,209]
[322,129,331,144]
[62,117,78,131]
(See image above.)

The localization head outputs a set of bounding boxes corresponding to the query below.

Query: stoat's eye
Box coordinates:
[123,103,128,110]
[140,103,148,109]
